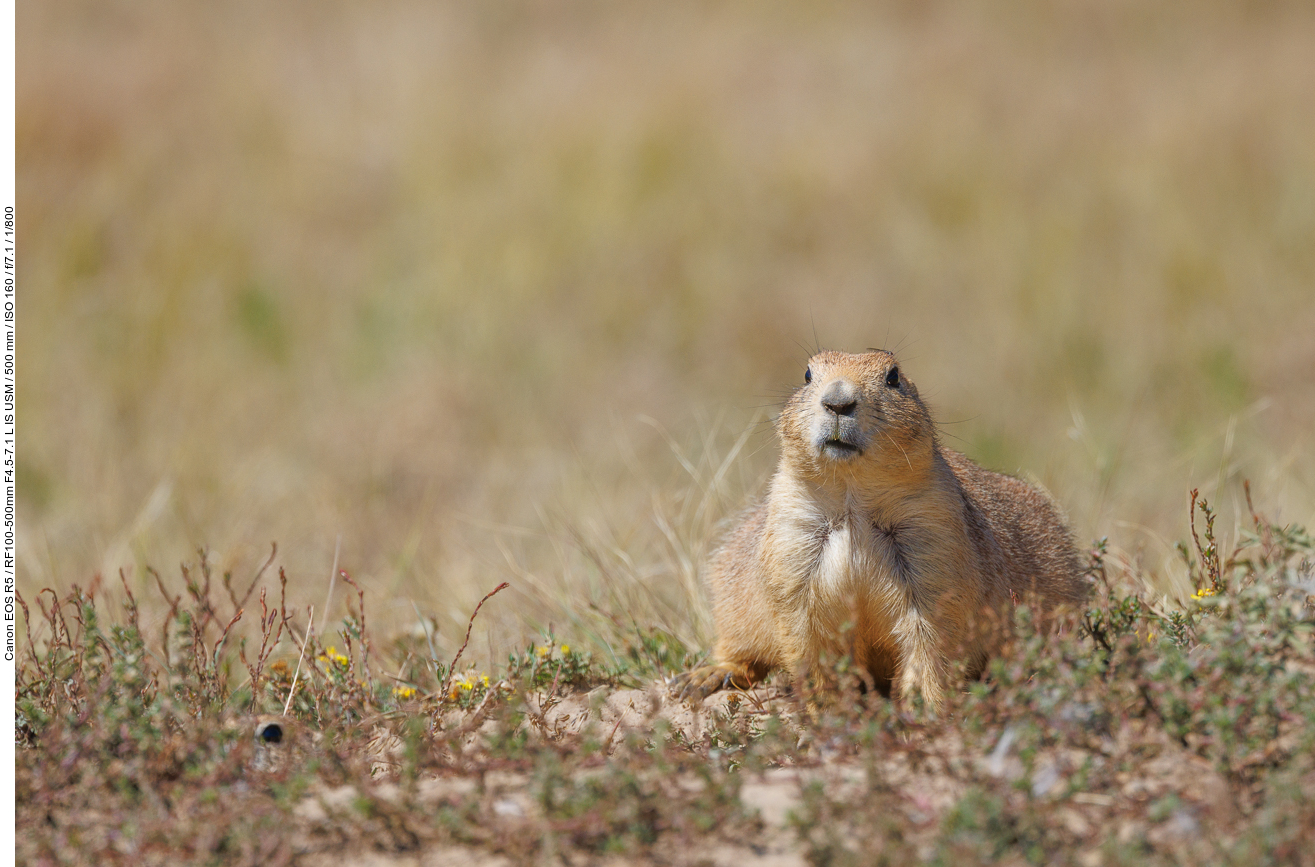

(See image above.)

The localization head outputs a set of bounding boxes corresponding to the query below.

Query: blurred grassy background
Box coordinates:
[18,0,1315,665]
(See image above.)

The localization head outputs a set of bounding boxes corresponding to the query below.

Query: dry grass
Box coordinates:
[19,1,1315,661]
[14,494,1315,865]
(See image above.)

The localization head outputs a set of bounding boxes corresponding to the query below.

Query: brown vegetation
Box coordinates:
[14,494,1315,864]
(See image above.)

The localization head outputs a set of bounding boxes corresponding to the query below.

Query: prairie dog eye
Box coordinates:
[885,366,900,388]
[804,367,812,384]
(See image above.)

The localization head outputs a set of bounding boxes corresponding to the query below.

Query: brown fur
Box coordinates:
[673,349,1087,711]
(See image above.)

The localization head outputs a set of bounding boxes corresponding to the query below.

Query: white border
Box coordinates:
[2,0,16,849]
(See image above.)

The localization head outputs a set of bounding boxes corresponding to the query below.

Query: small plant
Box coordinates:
[506,636,598,692]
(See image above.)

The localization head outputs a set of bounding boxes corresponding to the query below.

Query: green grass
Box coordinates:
[15,491,1315,865]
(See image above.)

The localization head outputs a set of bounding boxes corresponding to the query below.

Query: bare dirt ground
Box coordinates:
[268,683,1236,867]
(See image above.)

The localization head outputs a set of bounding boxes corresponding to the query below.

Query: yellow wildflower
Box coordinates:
[1192,587,1216,600]
[536,645,551,658]
[319,646,349,667]
[446,671,482,700]
[560,645,570,655]
[393,685,417,700]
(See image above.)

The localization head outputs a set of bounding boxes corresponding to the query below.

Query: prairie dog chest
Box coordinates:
[777,507,905,595]
[814,516,868,592]
[766,507,912,645]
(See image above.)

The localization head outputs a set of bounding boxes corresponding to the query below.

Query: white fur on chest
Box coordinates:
[773,497,907,629]
[767,473,918,588]
[811,518,870,595]
[803,510,906,653]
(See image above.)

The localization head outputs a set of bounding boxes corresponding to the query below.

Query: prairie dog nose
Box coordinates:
[820,379,859,416]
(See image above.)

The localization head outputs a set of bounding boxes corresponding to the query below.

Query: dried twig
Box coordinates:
[338,568,373,688]
[1244,479,1260,529]
[240,585,286,710]
[284,605,315,718]
[318,535,341,637]
[1187,488,1222,591]
[212,608,245,671]
[117,569,140,635]
[14,586,36,680]
[150,567,182,663]
[441,582,510,701]
[226,542,278,615]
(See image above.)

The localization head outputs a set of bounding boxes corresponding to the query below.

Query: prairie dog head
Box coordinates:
[777,349,938,485]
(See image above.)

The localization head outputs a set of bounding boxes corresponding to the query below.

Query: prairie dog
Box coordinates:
[674,349,1087,711]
